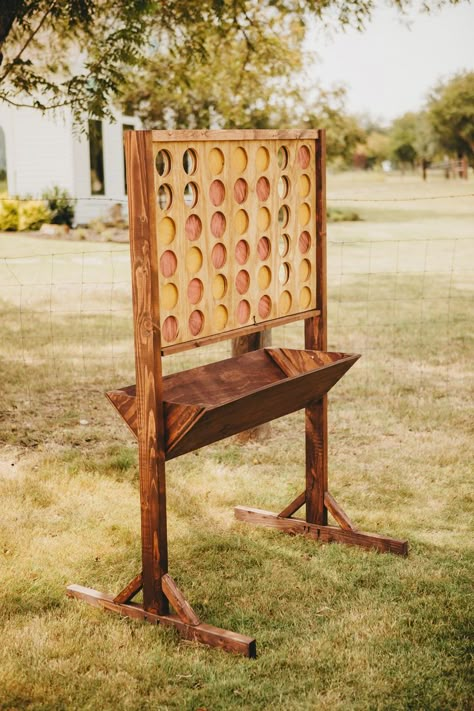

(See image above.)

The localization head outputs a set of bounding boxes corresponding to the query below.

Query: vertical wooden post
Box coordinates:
[125,131,169,614]
[304,129,328,526]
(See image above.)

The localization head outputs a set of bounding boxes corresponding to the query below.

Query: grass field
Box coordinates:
[0,172,473,710]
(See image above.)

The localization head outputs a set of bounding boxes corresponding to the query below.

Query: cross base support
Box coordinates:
[234,506,408,556]
[66,584,256,658]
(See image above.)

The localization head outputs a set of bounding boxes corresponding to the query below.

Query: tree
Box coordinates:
[427,71,474,162]
[389,112,418,169]
[0,0,465,121]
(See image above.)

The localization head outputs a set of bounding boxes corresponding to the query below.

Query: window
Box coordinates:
[122,123,134,194]
[88,119,104,195]
[0,127,7,193]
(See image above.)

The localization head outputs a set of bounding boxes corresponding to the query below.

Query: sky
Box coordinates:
[305,1,474,123]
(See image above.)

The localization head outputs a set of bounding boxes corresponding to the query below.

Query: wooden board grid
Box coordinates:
[152,137,317,350]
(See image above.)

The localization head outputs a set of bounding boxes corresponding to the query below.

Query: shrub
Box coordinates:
[327,206,362,222]
[0,195,19,230]
[42,186,75,227]
[18,200,52,231]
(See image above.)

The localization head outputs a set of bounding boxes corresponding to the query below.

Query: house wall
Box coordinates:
[0,104,140,225]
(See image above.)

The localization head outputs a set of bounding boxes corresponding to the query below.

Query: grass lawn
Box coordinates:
[0,172,472,710]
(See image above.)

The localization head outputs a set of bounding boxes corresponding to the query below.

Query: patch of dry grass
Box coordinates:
[0,173,472,710]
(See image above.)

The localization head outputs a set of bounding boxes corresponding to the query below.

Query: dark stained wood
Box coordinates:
[232,330,272,442]
[67,585,256,658]
[162,310,320,356]
[106,349,360,460]
[305,129,328,527]
[126,130,169,614]
[278,491,306,519]
[114,572,143,604]
[161,573,200,626]
[324,492,357,531]
[234,507,408,556]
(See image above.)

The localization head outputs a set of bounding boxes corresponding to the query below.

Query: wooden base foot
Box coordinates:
[234,506,408,556]
[66,584,256,658]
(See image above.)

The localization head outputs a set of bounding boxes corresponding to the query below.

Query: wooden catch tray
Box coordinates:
[107,348,359,461]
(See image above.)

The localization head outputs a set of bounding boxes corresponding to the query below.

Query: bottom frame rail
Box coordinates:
[66,584,256,658]
[234,506,408,556]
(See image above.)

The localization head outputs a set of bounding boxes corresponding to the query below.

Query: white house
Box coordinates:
[0,104,140,225]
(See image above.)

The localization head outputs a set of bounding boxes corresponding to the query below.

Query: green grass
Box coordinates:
[0,173,473,710]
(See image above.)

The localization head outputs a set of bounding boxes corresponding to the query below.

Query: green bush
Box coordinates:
[18,200,52,231]
[42,186,75,227]
[0,195,19,230]
[327,206,362,222]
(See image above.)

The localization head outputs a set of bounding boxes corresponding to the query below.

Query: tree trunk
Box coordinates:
[231,330,272,442]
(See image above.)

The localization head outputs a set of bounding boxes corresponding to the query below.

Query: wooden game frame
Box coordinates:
[67,129,407,658]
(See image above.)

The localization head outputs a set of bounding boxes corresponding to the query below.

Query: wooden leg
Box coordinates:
[66,584,256,658]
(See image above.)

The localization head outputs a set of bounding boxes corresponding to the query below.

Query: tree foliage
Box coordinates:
[427,71,474,160]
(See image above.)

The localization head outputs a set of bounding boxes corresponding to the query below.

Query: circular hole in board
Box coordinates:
[279,290,292,315]
[236,269,250,295]
[212,274,227,300]
[235,239,250,265]
[209,179,225,207]
[162,315,178,342]
[214,304,228,330]
[278,205,290,228]
[211,242,227,269]
[279,233,290,257]
[258,295,272,319]
[209,147,224,175]
[234,178,248,204]
[257,206,270,231]
[211,211,226,239]
[157,184,172,210]
[186,246,203,274]
[187,278,204,304]
[278,175,290,199]
[298,145,311,169]
[234,209,249,235]
[237,299,251,324]
[256,146,270,171]
[278,146,288,169]
[298,230,311,254]
[184,182,198,208]
[256,176,270,201]
[299,258,311,282]
[257,236,271,260]
[232,147,248,172]
[161,282,178,310]
[158,216,176,245]
[183,148,197,175]
[299,202,311,226]
[299,286,312,309]
[160,250,177,278]
[189,310,204,336]
[299,174,311,197]
[185,214,202,241]
[258,265,271,290]
[156,149,171,176]
[279,262,290,285]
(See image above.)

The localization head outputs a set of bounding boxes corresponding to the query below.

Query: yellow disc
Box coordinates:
[298,174,311,197]
[232,147,247,173]
[209,147,224,175]
[299,286,312,309]
[212,274,227,300]
[186,246,203,274]
[256,147,269,171]
[234,209,249,235]
[214,304,228,330]
[161,282,178,310]
[258,265,272,290]
[299,202,311,226]
[158,217,176,245]
[299,258,311,282]
[279,290,292,315]
[257,207,270,231]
